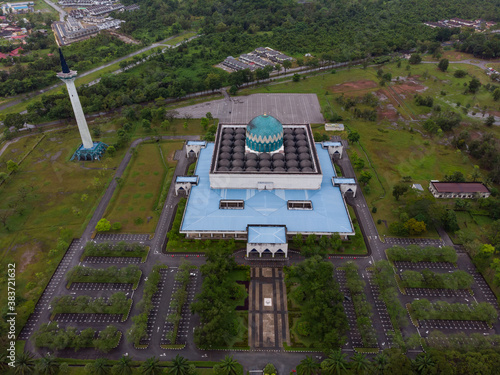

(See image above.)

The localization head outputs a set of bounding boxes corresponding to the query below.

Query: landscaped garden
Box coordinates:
[127,263,167,348]
[50,292,133,321]
[65,265,142,289]
[343,262,378,348]
[399,269,473,290]
[191,248,250,349]
[284,256,348,352]
[371,260,407,348]
[386,245,458,263]
[81,241,149,262]
[164,260,196,346]
[410,299,498,326]
[32,323,121,353]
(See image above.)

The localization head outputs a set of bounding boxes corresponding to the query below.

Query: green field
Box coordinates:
[0,127,125,342]
[240,58,499,237]
[104,141,183,233]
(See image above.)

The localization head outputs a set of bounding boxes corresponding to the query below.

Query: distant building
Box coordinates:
[325,123,344,131]
[428,181,490,199]
[412,183,424,192]
[1,1,34,14]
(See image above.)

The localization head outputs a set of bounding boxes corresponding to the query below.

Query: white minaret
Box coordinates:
[57,48,93,149]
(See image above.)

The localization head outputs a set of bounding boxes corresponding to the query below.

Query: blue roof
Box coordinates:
[187,140,206,146]
[333,178,356,184]
[247,114,283,138]
[176,176,198,183]
[180,143,354,234]
[248,226,286,244]
[323,141,342,146]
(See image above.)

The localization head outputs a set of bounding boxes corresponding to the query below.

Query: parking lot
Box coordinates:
[468,267,500,309]
[19,239,82,340]
[366,269,394,348]
[405,288,471,298]
[394,261,455,270]
[140,268,169,346]
[335,270,363,348]
[69,282,133,291]
[83,256,142,264]
[174,93,325,124]
[54,313,123,324]
[386,237,443,246]
[419,319,489,335]
[161,269,200,345]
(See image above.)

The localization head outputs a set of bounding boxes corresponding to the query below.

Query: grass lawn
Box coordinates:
[0,126,125,339]
[104,140,183,233]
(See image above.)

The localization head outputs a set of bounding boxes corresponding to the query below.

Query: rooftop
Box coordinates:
[211,124,320,174]
[176,176,198,183]
[181,143,353,234]
[431,182,490,193]
[248,226,286,244]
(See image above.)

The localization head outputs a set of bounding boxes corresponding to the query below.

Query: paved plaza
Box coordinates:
[248,268,290,350]
[174,93,324,124]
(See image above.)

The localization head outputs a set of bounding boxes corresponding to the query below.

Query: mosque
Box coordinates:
[175,114,356,258]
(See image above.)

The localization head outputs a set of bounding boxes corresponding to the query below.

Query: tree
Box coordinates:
[485,115,495,127]
[372,354,388,374]
[0,172,8,182]
[293,73,301,82]
[112,356,133,375]
[392,183,409,201]
[218,355,239,375]
[409,54,422,64]
[296,356,320,375]
[454,69,467,78]
[36,355,59,375]
[468,77,481,94]
[347,131,360,144]
[359,171,372,186]
[414,353,435,374]
[142,119,152,132]
[7,160,19,173]
[321,350,348,375]
[4,113,25,130]
[106,146,116,156]
[87,358,109,375]
[282,59,292,74]
[141,357,162,375]
[96,218,111,232]
[169,354,189,375]
[15,352,36,375]
[350,353,370,374]
[437,58,449,72]
[403,218,427,235]
[493,88,500,101]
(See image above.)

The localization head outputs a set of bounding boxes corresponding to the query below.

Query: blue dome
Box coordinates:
[246,114,284,153]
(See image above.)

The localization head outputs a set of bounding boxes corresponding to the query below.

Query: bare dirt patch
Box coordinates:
[331,80,378,93]
[392,80,427,98]
[378,104,400,121]
[18,242,42,273]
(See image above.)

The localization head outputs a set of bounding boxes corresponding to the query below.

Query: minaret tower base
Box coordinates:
[57,48,108,161]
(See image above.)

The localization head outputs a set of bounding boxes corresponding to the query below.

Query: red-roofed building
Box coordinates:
[0,52,8,59]
[429,181,490,198]
[9,47,23,56]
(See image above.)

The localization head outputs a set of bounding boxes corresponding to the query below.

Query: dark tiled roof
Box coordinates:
[432,182,489,193]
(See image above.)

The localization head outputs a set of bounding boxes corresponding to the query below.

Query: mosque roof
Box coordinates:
[247,114,283,138]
